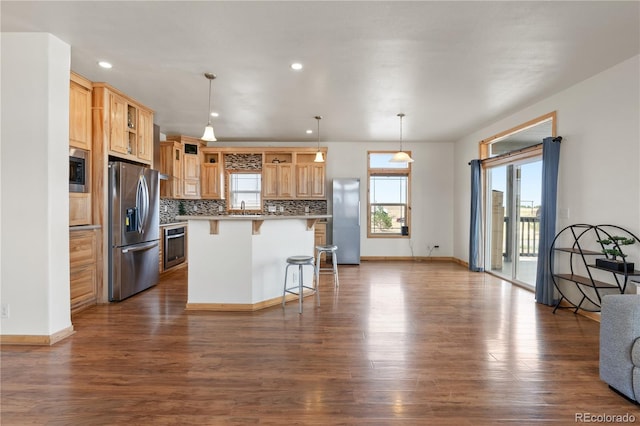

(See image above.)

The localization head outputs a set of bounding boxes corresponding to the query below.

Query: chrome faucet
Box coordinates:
[240,200,245,214]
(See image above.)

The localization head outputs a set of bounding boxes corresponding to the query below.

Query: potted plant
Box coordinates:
[596,236,636,272]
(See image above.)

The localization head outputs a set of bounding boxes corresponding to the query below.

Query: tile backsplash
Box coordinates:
[160,198,327,224]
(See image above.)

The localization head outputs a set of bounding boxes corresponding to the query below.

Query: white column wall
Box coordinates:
[453,55,640,264]
[0,33,71,335]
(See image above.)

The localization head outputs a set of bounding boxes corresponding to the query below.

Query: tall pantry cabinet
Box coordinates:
[69,72,100,315]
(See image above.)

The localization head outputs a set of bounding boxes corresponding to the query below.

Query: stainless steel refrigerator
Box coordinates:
[332,178,361,264]
[108,161,160,301]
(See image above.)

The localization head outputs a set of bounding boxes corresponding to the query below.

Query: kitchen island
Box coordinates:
[176,214,331,311]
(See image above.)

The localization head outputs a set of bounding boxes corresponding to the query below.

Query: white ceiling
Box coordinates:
[2,1,638,143]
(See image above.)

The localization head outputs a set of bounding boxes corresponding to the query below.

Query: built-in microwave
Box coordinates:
[69,148,89,193]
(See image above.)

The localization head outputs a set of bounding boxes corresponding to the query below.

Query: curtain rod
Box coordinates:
[468,136,562,165]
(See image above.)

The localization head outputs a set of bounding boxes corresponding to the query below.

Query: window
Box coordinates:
[367,152,411,237]
[228,172,262,211]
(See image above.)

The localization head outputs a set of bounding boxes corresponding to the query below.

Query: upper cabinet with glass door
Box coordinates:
[92,83,154,166]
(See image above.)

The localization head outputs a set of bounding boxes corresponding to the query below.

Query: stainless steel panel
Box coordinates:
[164,227,186,269]
[108,161,160,301]
[333,225,361,264]
[332,178,361,264]
[109,240,159,301]
[109,162,159,247]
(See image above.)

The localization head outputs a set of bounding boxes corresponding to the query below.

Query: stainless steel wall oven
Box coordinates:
[164,226,186,269]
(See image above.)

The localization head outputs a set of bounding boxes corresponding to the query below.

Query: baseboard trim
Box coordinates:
[1,325,75,346]
[186,290,315,312]
[452,258,469,268]
[361,256,455,262]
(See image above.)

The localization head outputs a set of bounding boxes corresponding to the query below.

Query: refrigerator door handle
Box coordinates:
[142,175,150,233]
[358,201,361,227]
[122,241,158,254]
[136,175,150,234]
[136,176,143,233]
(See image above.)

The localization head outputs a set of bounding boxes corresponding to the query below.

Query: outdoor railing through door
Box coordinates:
[503,216,540,258]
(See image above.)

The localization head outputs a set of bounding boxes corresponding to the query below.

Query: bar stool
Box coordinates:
[282,255,318,314]
[315,245,339,288]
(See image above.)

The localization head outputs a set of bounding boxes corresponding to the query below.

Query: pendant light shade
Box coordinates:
[313,115,325,163]
[202,125,216,142]
[389,113,414,163]
[201,73,217,142]
[390,151,414,162]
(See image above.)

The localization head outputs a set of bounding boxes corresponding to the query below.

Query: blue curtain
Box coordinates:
[469,159,484,272]
[535,137,562,305]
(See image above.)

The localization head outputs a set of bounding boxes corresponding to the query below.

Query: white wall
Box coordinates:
[0,33,72,336]
[453,55,640,263]
[205,140,455,257]
[325,141,454,257]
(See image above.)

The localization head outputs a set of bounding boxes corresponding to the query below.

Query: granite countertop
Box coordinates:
[176,214,331,221]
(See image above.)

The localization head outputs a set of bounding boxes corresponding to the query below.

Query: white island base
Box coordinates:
[178,215,330,311]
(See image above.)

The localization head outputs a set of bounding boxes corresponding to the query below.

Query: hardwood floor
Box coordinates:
[2,261,638,424]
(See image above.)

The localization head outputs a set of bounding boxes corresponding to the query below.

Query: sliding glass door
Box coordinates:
[486,159,542,287]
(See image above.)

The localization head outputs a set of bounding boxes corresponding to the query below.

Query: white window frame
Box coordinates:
[227,171,262,212]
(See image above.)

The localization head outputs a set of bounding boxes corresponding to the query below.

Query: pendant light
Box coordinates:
[390,113,414,163]
[314,115,325,163]
[201,73,217,142]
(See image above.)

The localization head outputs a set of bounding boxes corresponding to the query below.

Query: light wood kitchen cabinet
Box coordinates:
[183,153,200,198]
[137,108,153,163]
[263,153,294,199]
[69,229,98,315]
[69,73,93,226]
[69,193,92,226]
[164,136,203,199]
[159,141,183,198]
[295,162,326,199]
[263,163,294,199]
[184,153,200,180]
[201,152,223,199]
[69,73,92,150]
[93,83,154,165]
[109,92,129,155]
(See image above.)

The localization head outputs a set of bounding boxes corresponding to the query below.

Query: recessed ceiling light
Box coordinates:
[97,61,112,69]
[210,112,219,117]
[306,129,313,134]
[290,63,303,71]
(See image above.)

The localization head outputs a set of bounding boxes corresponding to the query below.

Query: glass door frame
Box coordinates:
[478,112,556,288]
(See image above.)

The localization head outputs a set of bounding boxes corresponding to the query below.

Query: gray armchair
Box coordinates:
[599,294,640,402]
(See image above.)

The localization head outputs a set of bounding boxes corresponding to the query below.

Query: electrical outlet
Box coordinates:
[218,205,224,213]
[1,304,9,319]
[164,205,168,213]
[193,205,198,211]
